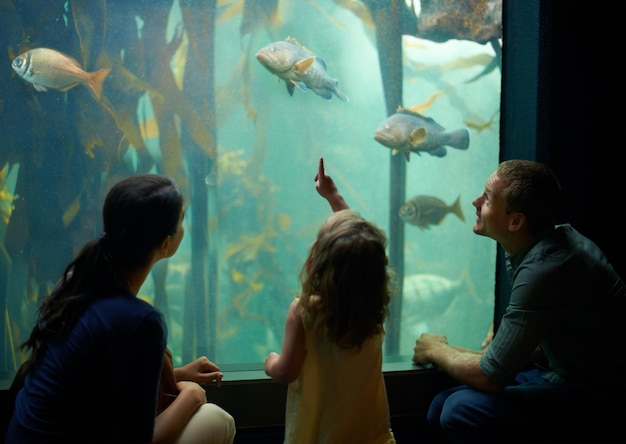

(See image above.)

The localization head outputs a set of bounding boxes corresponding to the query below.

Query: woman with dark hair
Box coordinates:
[6,174,235,444]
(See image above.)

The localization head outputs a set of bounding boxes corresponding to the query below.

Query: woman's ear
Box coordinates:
[159,235,173,257]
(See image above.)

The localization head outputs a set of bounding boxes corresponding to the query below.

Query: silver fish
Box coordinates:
[11,47,111,101]
[402,269,472,322]
[399,268,479,354]
[256,37,348,102]
[374,108,470,161]
[399,195,465,230]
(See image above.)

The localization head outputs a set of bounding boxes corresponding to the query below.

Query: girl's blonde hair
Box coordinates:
[298,209,393,349]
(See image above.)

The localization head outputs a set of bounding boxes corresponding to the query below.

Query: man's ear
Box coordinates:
[508,212,526,232]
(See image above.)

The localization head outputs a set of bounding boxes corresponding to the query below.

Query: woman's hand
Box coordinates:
[174,357,224,387]
[153,381,207,444]
[176,381,208,405]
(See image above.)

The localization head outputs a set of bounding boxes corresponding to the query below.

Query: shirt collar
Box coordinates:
[505,226,557,274]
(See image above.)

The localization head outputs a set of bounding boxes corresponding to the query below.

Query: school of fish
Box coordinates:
[11,41,473,241]
[256,37,349,102]
[11,47,111,101]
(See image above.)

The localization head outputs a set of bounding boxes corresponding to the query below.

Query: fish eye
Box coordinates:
[400,206,414,217]
[14,58,22,67]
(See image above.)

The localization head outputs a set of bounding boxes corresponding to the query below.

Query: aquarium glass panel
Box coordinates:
[0,0,501,377]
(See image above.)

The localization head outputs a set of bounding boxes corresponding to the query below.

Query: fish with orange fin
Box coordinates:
[374,108,470,161]
[256,37,348,102]
[11,48,111,101]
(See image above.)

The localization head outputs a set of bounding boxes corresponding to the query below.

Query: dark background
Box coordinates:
[495,1,622,332]
[539,2,621,279]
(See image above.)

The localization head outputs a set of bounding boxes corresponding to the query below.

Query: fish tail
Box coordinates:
[333,81,349,102]
[452,195,465,221]
[448,128,470,150]
[88,67,111,101]
[459,266,480,303]
[335,90,349,102]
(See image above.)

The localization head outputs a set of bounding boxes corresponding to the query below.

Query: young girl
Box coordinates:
[265,158,396,444]
[6,174,234,444]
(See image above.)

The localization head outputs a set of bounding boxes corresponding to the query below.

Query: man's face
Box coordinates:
[471,172,511,241]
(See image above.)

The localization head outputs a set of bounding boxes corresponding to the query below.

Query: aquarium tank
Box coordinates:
[0,0,502,377]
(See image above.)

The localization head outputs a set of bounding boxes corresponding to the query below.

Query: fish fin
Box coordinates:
[289,79,307,92]
[448,128,470,150]
[87,68,111,101]
[33,83,49,92]
[452,195,465,221]
[391,148,410,162]
[427,147,447,157]
[294,56,315,73]
[408,127,426,148]
[311,88,332,100]
[286,82,295,96]
[56,83,81,92]
[397,108,446,130]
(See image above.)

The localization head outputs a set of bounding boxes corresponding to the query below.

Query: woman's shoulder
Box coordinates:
[84,292,164,329]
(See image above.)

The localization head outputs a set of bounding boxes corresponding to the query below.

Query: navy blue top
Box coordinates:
[480,224,626,390]
[7,290,167,443]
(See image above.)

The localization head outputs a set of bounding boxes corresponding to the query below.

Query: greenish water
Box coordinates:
[0,0,500,376]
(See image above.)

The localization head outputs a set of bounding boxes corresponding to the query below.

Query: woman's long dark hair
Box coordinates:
[15,174,183,378]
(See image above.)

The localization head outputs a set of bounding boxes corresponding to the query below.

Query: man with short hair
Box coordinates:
[413,159,626,442]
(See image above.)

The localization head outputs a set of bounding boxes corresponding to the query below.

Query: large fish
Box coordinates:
[374,108,470,161]
[11,48,111,101]
[399,268,475,354]
[402,270,472,322]
[256,37,348,102]
[399,195,465,230]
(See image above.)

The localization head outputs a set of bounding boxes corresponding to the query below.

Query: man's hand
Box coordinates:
[413,333,449,365]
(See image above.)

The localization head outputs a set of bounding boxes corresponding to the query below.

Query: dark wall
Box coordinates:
[497,1,623,329]
[541,2,623,280]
